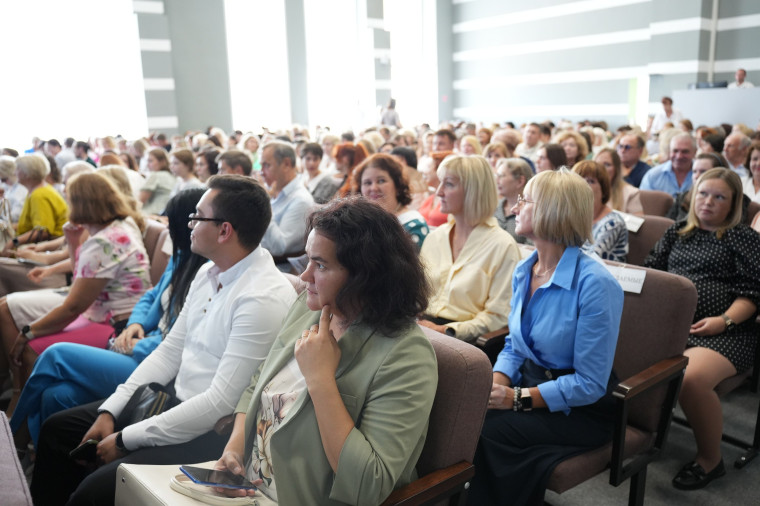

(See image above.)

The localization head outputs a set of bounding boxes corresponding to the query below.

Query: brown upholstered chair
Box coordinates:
[0,413,32,505]
[746,200,760,226]
[381,326,492,505]
[142,219,171,285]
[546,266,697,506]
[115,326,493,506]
[639,190,675,217]
[626,215,674,266]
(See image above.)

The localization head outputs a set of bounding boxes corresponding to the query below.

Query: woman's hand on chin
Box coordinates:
[295,305,341,387]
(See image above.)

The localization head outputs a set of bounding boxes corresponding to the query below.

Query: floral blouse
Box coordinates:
[74,218,152,323]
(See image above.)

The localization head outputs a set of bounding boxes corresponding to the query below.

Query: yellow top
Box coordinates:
[17,184,68,237]
[420,217,521,341]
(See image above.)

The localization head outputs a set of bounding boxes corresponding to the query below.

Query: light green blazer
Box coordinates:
[235,292,438,505]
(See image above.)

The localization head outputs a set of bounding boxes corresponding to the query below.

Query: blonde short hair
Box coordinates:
[437,155,497,226]
[524,168,593,246]
[553,130,589,163]
[682,168,743,239]
[0,155,16,181]
[15,154,50,182]
[460,135,483,155]
[484,142,508,159]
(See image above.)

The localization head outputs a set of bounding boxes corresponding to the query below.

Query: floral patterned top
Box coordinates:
[247,357,306,503]
[74,217,152,323]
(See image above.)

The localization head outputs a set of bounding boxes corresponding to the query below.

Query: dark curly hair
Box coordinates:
[307,197,429,335]
[353,153,412,207]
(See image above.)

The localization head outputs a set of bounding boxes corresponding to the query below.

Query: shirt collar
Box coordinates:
[206,246,265,293]
[273,176,300,202]
[522,246,580,291]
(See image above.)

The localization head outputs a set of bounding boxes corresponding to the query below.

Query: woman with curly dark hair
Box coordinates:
[355,153,429,249]
[213,197,437,505]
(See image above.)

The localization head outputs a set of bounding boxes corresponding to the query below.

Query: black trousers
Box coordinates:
[31,400,228,506]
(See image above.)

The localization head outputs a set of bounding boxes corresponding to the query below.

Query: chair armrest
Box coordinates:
[609,355,688,486]
[614,355,688,400]
[380,461,474,506]
[475,326,509,348]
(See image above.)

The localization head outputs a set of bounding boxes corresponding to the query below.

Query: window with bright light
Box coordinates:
[0,0,147,153]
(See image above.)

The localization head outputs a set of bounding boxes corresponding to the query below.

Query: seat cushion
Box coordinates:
[547,425,653,494]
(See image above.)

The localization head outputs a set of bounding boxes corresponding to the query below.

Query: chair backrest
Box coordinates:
[626,215,674,266]
[142,219,171,285]
[746,201,760,226]
[416,325,493,475]
[612,265,697,431]
[639,190,674,217]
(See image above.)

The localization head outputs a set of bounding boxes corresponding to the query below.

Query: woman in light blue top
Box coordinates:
[468,169,624,505]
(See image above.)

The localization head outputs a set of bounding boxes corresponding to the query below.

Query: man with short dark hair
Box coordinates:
[260,141,314,266]
[616,134,651,187]
[432,129,456,152]
[728,68,754,89]
[31,174,297,505]
[217,149,253,176]
[45,139,76,169]
[74,141,96,167]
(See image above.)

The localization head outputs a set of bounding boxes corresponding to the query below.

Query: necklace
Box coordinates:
[532,263,557,278]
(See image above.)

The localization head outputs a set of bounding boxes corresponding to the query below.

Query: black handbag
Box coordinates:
[116,381,179,428]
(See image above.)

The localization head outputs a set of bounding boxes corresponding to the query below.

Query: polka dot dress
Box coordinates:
[645,223,760,372]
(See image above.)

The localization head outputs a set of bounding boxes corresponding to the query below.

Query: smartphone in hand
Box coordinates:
[179,465,258,490]
[69,439,99,461]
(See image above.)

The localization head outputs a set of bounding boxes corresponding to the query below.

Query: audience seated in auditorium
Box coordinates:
[330,142,369,199]
[616,133,651,187]
[573,160,628,262]
[0,155,28,223]
[139,148,176,215]
[168,148,204,197]
[10,189,207,450]
[0,172,151,414]
[645,168,760,491]
[468,168,624,505]
[259,141,314,264]
[554,130,589,167]
[494,157,533,244]
[29,175,296,506]
[217,149,253,177]
[535,143,567,172]
[484,141,509,172]
[723,132,751,178]
[595,147,644,215]
[459,135,483,155]
[640,132,695,197]
[1,154,68,254]
[419,155,521,342]
[356,153,429,250]
[194,147,220,183]
[742,142,760,202]
[515,122,544,163]
[668,153,731,222]
[213,197,435,505]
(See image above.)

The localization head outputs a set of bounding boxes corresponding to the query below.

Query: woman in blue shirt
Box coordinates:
[468,169,624,505]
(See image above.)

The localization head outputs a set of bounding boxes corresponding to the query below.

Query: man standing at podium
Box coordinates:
[728,68,754,89]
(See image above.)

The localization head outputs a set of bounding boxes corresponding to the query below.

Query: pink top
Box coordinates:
[419,194,449,227]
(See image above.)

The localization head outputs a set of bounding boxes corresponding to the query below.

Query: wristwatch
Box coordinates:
[21,324,35,340]
[520,388,533,412]
[115,431,129,453]
[12,237,19,248]
[720,313,736,331]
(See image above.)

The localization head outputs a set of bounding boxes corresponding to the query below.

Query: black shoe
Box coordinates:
[672,459,726,490]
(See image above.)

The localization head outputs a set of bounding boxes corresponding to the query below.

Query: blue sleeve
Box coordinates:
[126,256,175,331]
[639,170,654,191]
[537,267,623,414]
[493,271,527,384]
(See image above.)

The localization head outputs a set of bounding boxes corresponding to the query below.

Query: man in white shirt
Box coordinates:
[728,68,754,89]
[648,96,683,137]
[31,174,297,506]
[260,141,314,266]
[515,123,543,162]
[723,132,751,178]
